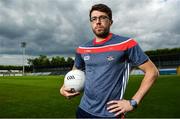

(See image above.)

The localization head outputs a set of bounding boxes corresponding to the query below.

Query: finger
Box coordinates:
[107,104,119,111]
[64,87,72,92]
[107,100,118,105]
[66,92,80,99]
[69,88,76,93]
[66,93,79,99]
[70,92,80,96]
[115,109,125,116]
[108,106,122,113]
[66,92,80,96]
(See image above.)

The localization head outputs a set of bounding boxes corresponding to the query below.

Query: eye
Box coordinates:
[90,17,97,22]
[100,16,109,20]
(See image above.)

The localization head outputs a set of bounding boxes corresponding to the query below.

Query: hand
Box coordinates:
[107,99,134,116]
[60,85,80,99]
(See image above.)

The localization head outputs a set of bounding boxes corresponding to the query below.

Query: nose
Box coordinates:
[96,18,101,24]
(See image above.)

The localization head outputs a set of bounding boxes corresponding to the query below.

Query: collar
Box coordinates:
[93,33,113,45]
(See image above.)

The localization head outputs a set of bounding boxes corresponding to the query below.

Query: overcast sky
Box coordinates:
[0,0,180,65]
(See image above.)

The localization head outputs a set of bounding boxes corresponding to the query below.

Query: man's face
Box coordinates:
[90,10,112,38]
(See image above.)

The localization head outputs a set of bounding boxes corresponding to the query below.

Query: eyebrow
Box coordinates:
[91,15,108,17]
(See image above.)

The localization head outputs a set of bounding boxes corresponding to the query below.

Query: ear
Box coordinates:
[110,20,113,25]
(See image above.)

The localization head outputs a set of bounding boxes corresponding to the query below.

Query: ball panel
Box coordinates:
[64,69,85,92]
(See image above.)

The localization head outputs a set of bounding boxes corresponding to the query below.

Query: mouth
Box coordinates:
[95,25,104,29]
[95,26,104,30]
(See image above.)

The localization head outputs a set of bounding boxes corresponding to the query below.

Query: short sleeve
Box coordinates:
[126,42,149,66]
[74,52,85,70]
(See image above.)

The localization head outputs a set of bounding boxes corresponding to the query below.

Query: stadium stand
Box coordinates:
[149,53,180,75]
[0,70,22,76]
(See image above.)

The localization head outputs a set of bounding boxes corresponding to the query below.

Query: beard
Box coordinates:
[92,26,110,38]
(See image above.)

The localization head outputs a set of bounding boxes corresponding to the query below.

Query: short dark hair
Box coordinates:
[89,4,112,21]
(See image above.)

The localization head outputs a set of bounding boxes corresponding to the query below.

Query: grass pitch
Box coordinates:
[0,75,179,118]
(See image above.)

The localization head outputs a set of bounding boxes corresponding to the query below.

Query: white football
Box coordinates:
[64,69,85,92]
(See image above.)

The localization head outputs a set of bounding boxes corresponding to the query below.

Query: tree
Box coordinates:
[27,55,74,68]
[27,55,50,67]
[145,47,180,56]
[66,57,74,67]
[51,56,66,67]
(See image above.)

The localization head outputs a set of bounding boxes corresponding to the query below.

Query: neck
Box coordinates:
[95,37,105,42]
[95,32,110,42]
[93,33,113,45]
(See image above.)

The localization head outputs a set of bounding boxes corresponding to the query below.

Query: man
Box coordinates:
[60,4,159,118]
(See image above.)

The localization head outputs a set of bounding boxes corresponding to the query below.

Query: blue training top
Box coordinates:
[74,33,148,117]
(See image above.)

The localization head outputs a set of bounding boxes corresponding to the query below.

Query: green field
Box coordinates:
[0,75,180,118]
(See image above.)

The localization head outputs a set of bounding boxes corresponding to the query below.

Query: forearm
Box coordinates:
[107,60,159,115]
[132,72,158,104]
[132,61,159,104]
[106,71,158,115]
[72,64,79,70]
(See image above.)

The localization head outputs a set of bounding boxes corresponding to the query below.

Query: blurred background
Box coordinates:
[0,0,180,118]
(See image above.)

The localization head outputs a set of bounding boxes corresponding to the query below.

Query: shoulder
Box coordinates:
[76,40,93,53]
[78,40,92,48]
[112,34,130,42]
[110,33,138,46]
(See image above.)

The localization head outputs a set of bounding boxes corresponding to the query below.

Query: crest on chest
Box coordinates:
[83,55,90,61]
[107,56,115,61]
